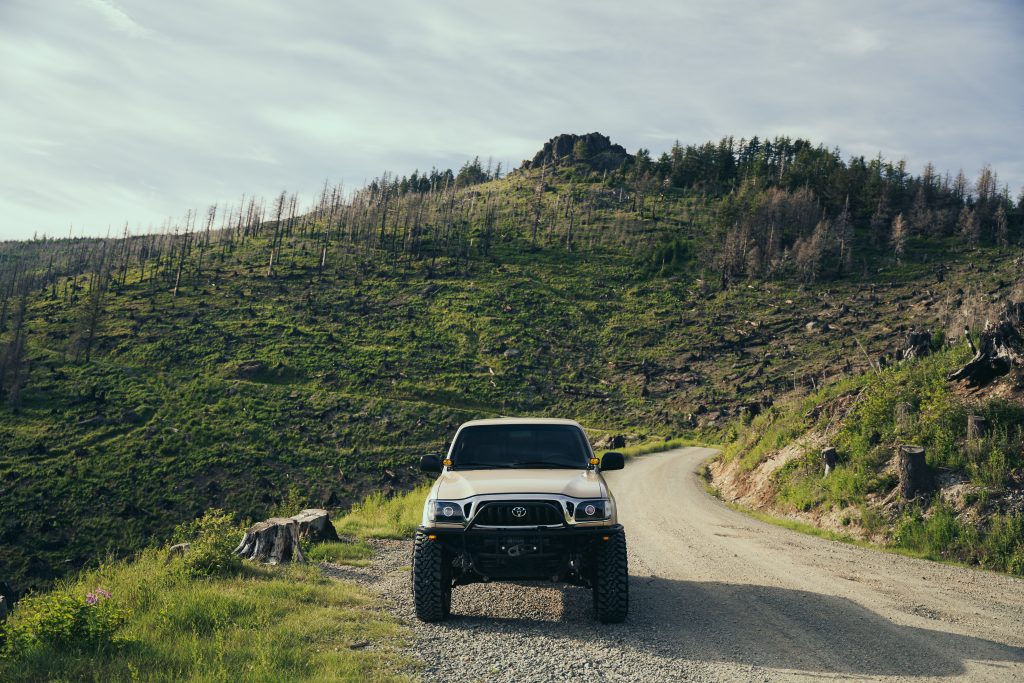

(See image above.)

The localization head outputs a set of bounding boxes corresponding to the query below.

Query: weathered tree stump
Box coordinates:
[234,518,305,564]
[292,509,339,543]
[0,595,8,623]
[948,316,1024,387]
[897,445,932,500]
[164,542,190,566]
[822,447,837,477]
[895,402,914,432]
[898,330,932,361]
[967,415,989,441]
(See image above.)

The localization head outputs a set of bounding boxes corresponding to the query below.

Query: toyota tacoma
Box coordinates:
[411,418,628,623]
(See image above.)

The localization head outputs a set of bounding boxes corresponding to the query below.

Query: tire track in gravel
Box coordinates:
[327,447,1024,682]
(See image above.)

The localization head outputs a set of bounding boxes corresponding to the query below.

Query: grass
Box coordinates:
[333,487,429,540]
[0,550,410,682]
[305,541,375,566]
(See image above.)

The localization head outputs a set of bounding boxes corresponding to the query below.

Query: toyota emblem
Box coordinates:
[511,506,527,518]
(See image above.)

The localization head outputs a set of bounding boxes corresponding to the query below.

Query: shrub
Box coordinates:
[270,483,310,518]
[171,509,244,578]
[0,588,128,658]
[895,503,976,561]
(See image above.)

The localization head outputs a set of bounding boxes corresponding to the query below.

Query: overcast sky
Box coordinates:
[1,0,1021,240]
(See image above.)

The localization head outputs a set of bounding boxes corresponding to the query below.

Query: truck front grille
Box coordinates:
[473,501,564,527]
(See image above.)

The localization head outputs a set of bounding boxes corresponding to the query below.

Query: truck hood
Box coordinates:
[434,468,605,500]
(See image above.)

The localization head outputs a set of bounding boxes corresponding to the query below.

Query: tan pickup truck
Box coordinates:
[411,418,628,623]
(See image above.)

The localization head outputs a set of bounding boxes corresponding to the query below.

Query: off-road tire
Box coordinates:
[592,530,629,623]
[412,531,451,622]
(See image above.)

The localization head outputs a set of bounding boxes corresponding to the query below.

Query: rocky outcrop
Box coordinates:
[520,132,630,172]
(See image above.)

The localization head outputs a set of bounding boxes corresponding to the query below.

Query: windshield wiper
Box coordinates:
[512,461,582,469]
[451,462,503,469]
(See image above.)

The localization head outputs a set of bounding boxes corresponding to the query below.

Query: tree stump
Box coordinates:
[897,445,932,500]
[948,317,1024,387]
[234,518,305,564]
[895,402,914,432]
[164,542,190,566]
[898,330,932,361]
[822,447,837,477]
[0,595,7,623]
[292,509,339,543]
[967,415,988,441]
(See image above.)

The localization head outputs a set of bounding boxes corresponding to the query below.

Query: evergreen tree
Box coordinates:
[870,194,891,247]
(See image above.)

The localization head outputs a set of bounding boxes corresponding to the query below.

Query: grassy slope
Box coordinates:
[719,345,1024,575]
[0,549,410,682]
[2,166,1023,590]
[0,487,438,682]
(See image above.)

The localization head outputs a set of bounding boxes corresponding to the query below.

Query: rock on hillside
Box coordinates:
[520,132,630,171]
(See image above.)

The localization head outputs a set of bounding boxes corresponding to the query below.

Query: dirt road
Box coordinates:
[360,447,1024,681]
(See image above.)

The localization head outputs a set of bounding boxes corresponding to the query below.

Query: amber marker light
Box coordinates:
[590,457,600,465]
[442,459,452,467]
[427,534,437,540]
[602,535,610,541]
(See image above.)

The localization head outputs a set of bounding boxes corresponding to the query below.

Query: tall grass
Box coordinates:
[334,486,429,539]
[0,550,410,682]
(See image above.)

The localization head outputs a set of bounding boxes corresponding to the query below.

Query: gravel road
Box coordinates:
[330,447,1024,682]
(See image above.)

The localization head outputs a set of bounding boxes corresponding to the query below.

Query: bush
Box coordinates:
[171,509,244,578]
[895,503,977,561]
[0,588,128,658]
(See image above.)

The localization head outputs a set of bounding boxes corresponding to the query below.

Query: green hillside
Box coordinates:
[719,339,1024,575]
[1,132,1022,591]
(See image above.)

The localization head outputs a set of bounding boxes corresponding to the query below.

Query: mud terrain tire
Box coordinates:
[412,531,451,622]
[593,530,629,623]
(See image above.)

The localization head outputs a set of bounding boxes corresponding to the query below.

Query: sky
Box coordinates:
[1,0,1022,240]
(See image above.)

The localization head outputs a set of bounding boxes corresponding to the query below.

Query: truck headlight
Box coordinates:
[574,499,612,521]
[428,501,467,524]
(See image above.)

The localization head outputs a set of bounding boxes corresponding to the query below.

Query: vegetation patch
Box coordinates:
[719,343,1024,576]
[0,547,409,682]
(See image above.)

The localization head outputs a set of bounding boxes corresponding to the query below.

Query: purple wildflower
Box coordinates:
[97,588,112,599]
[85,592,99,605]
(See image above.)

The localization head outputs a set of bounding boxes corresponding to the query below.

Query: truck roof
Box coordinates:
[458,417,585,429]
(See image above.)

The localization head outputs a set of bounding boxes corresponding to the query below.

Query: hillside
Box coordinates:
[1,132,1023,591]
[711,310,1024,575]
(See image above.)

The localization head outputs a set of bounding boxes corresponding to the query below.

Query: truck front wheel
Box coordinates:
[592,530,629,623]
[412,531,452,622]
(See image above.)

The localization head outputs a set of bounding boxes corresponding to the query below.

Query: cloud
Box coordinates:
[0,0,1021,239]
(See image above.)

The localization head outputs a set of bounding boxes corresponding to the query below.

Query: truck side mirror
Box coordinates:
[600,452,625,471]
[420,454,443,473]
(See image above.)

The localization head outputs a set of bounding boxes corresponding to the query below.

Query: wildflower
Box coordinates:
[97,588,112,599]
[86,592,99,605]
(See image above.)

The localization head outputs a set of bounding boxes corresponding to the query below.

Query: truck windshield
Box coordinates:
[450,424,590,469]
